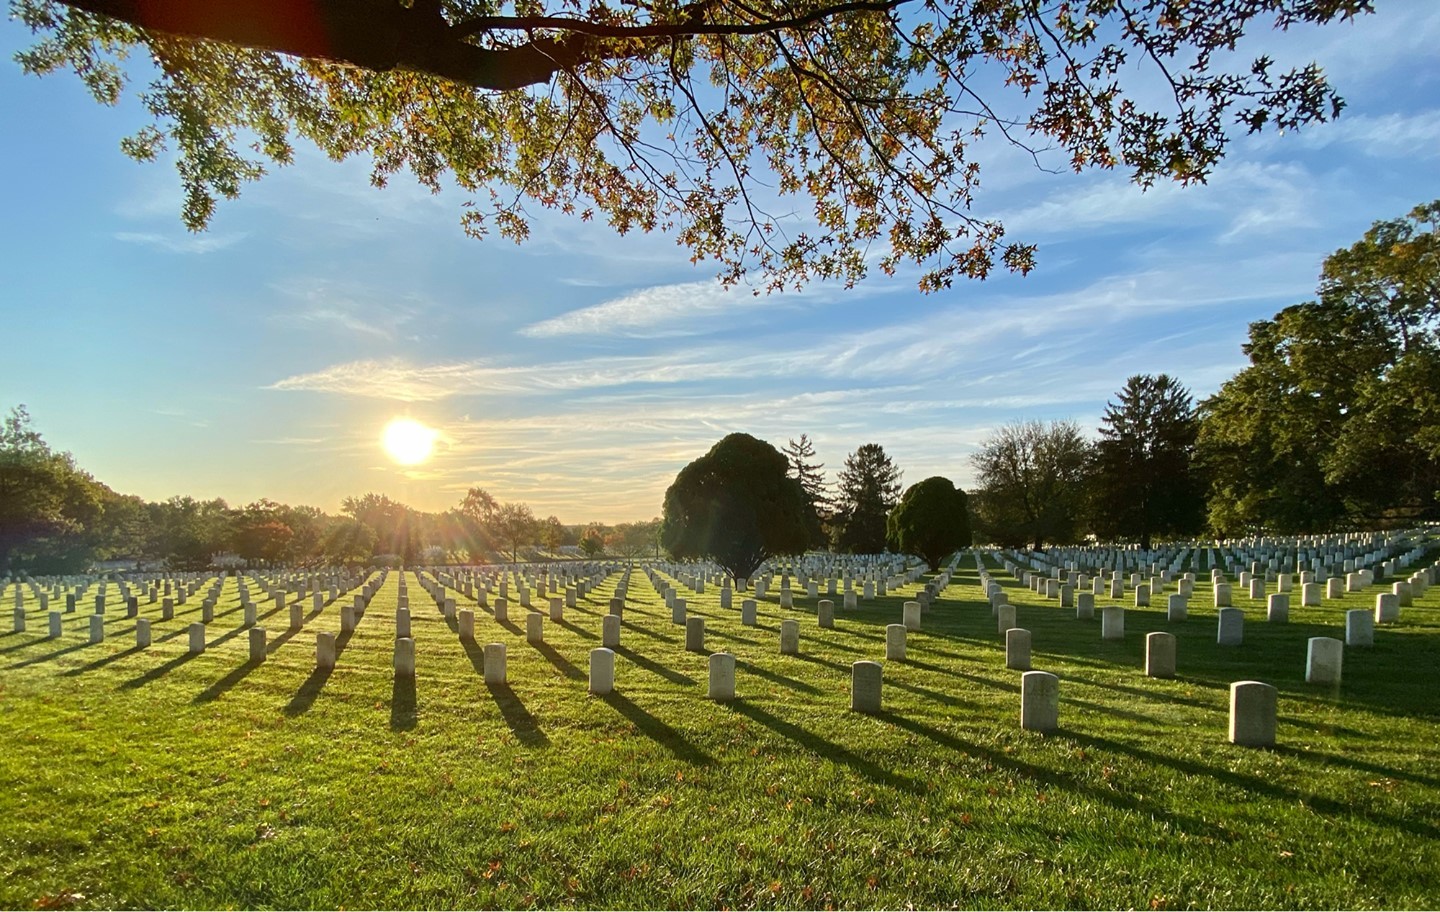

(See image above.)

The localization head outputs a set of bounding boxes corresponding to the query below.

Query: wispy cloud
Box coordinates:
[520,281,755,338]
[269,279,431,341]
[113,231,248,254]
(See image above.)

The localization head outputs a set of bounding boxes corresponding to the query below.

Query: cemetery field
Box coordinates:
[2,559,1440,910]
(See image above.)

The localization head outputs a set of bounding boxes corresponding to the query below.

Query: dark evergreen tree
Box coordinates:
[886,477,970,570]
[1091,375,1204,549]
[782,433,830,548]
[661,433,810,580]
[834,443,902,553]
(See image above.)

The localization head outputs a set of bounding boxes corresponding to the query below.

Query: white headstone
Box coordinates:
[1020,671,1059,732]
[851,660,882,713]
[708,652,736,701]
[1228,681,1277,747]
[589,647,615,695]
[1305,637,1342,685]
[1145,631,1176,678]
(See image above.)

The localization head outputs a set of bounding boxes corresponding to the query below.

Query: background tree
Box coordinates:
[322,516,379,566]
[1090,375,1204,549]
[833,443,902,553]
[886,476,970,570]
[0,405,107,573]
[14,0,1358,292]
[539,514,567,552]
[343,492,422,562]
[971,420,1090,550]
[1197,201,1440,532]
[607,518,661,559]
[490,502,538,563]
[782,433,830,548]
[661,433,809,581]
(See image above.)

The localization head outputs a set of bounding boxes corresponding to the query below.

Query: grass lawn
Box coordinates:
[2,554,1439,910]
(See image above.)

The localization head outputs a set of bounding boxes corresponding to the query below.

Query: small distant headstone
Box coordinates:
[685,616,705,653]
[396,607,412,639]
[494,597,509,623]
[1213,583,1232,608]
[341,604,357,633]
[589,647,615,695]
[1266,593,1289,624]
[1101,606,1124,640]
[135,618,151,648]
[526,612,544,644]
[316,631,336,668]
[1345,609,1374,647]
[1301,582,1322,607]
[11,607,23,634]
[1020,671,1059,733]
[458,608,475,640]
[1134,583,1150,608]
[1305,637,1342,685]
[741,599,757,626]
[817,599,835,629]
[902,600,921,630]
[484,643,507,684]
[188,622,206,654]
[998,603,1017,634]
[602,614,621,648]
[394,637,416,676]
[1005,628,1032,671]
[1326,578,1344,600]
[885,624,906,661]
[1228,681,1277,747]
[88,615,104,644]
[1217,607,1244,646]
[1076,592,1094,620]
[1374,593,1400,624]
[708,652,736,701]
[851,661,882,713]
[48,611,62,639]
[1166,593,1187,622]
[671,598,686,626]
[1145,631,1176,678]
[779,618,800,655]
[249,627,267,662]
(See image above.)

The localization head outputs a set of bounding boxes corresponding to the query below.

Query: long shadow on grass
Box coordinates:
[735,659,822,696]
[599,691,711,765]
[61,644,146,676]
[533,641,585,681]
[556,618,599,640]
[284,666,334,715]
[390,674,418,731]
[6,640,96,669]
[1068,730,1440,841]
[485,685,544,742]
[617,619,672,643]
[193,658,264,704]
[118,650,202,690]
[730,700,919,793]
[885,712,1229,838]
[614,646,696,686]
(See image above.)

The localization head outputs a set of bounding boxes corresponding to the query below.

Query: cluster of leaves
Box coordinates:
[13,0,1362,291]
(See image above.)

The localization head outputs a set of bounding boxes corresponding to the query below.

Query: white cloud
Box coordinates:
[113,231,248,254]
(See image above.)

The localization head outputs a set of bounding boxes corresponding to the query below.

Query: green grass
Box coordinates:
[2,555,1439,910]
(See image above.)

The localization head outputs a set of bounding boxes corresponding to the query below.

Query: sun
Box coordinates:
[381,417,437,466]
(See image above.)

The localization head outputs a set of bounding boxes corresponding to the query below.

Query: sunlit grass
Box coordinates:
[1,553,1438,909]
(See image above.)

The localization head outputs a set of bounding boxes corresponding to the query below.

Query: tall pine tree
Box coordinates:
[782,434,830,547]
[1092,375,1204,549]
[834,443,903,553]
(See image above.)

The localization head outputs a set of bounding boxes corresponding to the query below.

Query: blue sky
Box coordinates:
[2,5,1439,523]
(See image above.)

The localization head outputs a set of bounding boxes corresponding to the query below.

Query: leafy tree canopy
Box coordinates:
[971,419,1089,550]
[886,475,969,570]
[661,432,809,580]
[1197,200,1440,533]
[14,0,1360,291]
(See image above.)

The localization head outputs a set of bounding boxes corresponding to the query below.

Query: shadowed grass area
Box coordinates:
[1,556,1439,909]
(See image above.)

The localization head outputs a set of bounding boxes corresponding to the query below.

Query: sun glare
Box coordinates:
[381,417,437,466]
